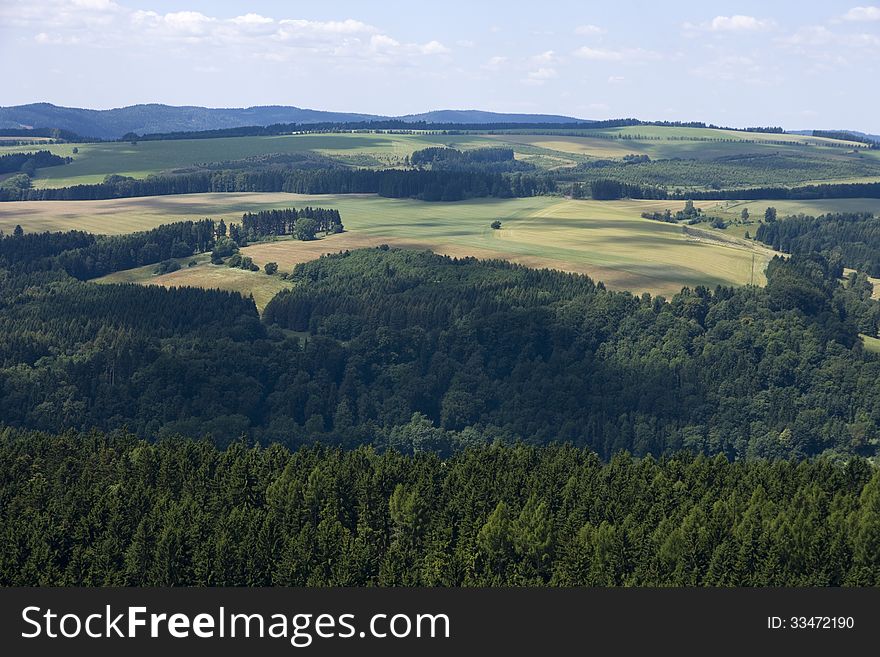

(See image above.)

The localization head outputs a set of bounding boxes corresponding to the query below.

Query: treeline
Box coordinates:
[755,213,880,276]
[241,207,343,239]
[586,180,880,201]
[0,127,88,142]
[0,150,71,175]
[0,168,555,202]
[2,430,878,586]
[673,182,880,201]
[125,119,785,142]
[0,220,217,279]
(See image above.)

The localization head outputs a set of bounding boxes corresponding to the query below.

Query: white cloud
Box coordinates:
[231,13,273,26]
[690,55,772,84]
[843,6,880,21]
[370,34,400,50]
[684,15,774,32]
[529,67,558,80]
[573,46,660,62]
[780,25,879,51]
[419,40,450,55]
[531,50,558,64]
[575,24,604,36]
[522,67,558,86]
[7,2,449,65]
[71,0,118,9]
[482,56,508,70]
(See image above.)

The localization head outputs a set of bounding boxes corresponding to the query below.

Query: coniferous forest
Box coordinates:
[1,219,880,586]
[2,430,878,586]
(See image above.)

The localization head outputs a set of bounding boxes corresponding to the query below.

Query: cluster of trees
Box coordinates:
[241,207,343,240]
[1,240,879,456]
[641,200,703,224]
[0,168,556,202]
[755,213,880,276]
[226,253,260,271]
[409,147,536,173]
[2,430,878,586]
[0,150,71,175]
[589,179,668,200]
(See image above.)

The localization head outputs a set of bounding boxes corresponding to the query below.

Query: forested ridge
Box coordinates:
[0,239,878,458]
[1,430,878,586]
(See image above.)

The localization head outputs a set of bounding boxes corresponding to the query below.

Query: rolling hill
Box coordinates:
[0,103,588,140]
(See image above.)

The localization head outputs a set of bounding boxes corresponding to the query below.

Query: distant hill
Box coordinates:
[0,103,380,140]
[0,103,590,140]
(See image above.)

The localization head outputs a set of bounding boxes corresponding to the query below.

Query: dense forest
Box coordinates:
[755,213,880,276]
[0,237,878,457]
[1,430,878,586]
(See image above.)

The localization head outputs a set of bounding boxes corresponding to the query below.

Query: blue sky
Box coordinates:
[1,1,879,131]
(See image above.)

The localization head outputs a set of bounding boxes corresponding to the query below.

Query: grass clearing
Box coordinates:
[95,253,292,311]
[861,334,880,353]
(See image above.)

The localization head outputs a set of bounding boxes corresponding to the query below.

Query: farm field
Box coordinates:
[490,126,875,161]
[4,125,879,189]
[30,192,782,298]
[0,133,499,188]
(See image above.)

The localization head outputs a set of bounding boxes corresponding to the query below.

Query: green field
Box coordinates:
[4,125,879,189]
[14,192,782,297]
[491,126,876,162]
[0,133,500,188]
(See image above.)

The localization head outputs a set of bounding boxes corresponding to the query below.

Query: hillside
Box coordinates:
[0,103,588,140]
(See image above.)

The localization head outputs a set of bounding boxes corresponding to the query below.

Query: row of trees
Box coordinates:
[2,430,878,586]
[0,168,556,202]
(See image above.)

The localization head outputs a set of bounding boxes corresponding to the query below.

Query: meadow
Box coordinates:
[34,193,776,298]
[96,253,292,311]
